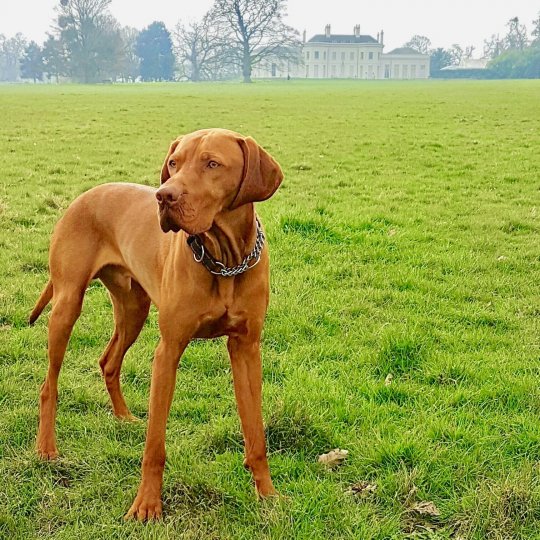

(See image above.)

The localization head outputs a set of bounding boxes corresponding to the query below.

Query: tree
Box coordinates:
[532,12,540,46]
[429,47,453,75]
[504,17,528,51]
[118,27,140,82]
[211,0,301,83]
[174,15,234,81]
[404,35,431,55]
[484,34,504,59]
[0,33,27,81]
[20,41,44,82]
[136,22,175,81]
[449,44,464,65]
[464,45,475,60]
[489,47,540,78]
[91,15,125,80]
[54,0,121,82]
[43,35,66,82]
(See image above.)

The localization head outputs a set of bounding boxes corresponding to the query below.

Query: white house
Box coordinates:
[253,25,430,79]
[303,25,430,79]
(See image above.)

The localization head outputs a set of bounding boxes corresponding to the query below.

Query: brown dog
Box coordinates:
[30,128,283,520]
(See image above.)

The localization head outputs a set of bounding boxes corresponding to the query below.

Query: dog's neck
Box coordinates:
[198,204,257,268]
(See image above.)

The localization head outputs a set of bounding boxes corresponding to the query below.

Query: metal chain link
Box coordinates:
[205,218,265,277]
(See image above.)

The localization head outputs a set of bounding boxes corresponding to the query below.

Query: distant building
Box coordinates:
[435,57,490,79]
[304,25,429,79]
[440,58,489,72]
[253,24,430,79]
[382,47,430,80]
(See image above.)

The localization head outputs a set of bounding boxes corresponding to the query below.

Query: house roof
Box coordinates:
[386,47,425,55]
[307,34,379,44]
[441,58,489,70]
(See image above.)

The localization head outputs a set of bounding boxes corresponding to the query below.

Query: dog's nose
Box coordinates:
[156,187,178,205]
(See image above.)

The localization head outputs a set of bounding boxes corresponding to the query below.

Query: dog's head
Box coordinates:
[156,128,283,235]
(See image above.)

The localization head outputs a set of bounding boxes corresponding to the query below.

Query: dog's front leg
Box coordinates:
[227,335,276,498]
[125,338,187,521]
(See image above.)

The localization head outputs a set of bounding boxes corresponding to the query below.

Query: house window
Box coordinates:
[271,63,277,77]
[306,51,310,60]
[323,65,326,77]
[323,51,326,60]
[340,64,345,77]
[403,65,409,79]
[349,65,354,77]
[331,64,337,77]
[350,52,354,60]
[341,52,345,61]
[368,65,373,78]
[384,64,390,78]
[332,51,336,60]
[359,65,363,79]
[314,65,319,77]
[306,65,309,77]
[314,51,319,60]
[368,52,373,60]
[360,52,364,60]
[411,65,417,78]
[394,65,399,78]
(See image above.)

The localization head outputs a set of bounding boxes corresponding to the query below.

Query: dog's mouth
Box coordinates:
[158,204,206,235]
[158,209,182,233]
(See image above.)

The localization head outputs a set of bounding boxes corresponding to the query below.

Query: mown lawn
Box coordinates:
[0,79,539,539]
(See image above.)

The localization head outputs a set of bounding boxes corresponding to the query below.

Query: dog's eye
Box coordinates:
[168,159,176,168]
[208,160,220,169]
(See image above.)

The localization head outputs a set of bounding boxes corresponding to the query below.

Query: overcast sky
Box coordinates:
[1,0,538,55]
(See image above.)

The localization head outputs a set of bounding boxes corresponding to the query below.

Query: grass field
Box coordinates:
[0,79,539,539]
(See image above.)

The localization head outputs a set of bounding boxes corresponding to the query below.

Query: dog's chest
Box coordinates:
[194,308,247,339]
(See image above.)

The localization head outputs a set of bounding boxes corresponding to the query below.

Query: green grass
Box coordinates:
[0,79,539,539]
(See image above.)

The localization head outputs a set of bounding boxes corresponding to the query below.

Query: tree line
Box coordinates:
[404,14,540,78]
[2,1,540,82]
[2,0,300,84]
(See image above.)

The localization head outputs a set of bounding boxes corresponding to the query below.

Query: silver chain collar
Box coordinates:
[192,218,266,277]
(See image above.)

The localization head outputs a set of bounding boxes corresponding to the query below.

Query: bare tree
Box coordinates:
[404,35,431,55]
[464,45,475,60]
[504,17,528,51]
[483,34,503,59]
[118,26,140,82]
[0,33,27,81]
[174,15,234,81]
[211,0,300,82]
[449,44,464,65]
[55,0,117,82]
[533,12,540,45]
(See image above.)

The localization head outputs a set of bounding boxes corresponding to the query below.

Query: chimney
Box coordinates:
[380,29,384,46]
[377,32,380,43]
[325,24,331,38]
[303,29,306,44]
[354,24,360,38]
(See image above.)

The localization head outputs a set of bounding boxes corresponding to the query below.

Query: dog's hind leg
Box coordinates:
[98,268,150,420]
[37,282,87,459]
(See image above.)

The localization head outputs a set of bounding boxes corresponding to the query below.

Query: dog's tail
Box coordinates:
[29,280,53,325]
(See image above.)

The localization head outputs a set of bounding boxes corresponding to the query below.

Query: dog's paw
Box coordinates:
[116,412,141,423]
[256,479,278,499]
[125,492,163,521]
[36,441,59,460]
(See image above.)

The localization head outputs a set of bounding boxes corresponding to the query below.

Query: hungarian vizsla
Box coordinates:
[29,128,283,520]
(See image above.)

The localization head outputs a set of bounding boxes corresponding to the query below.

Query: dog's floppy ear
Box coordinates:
[230,137,283,209]
[160,137,182,184]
